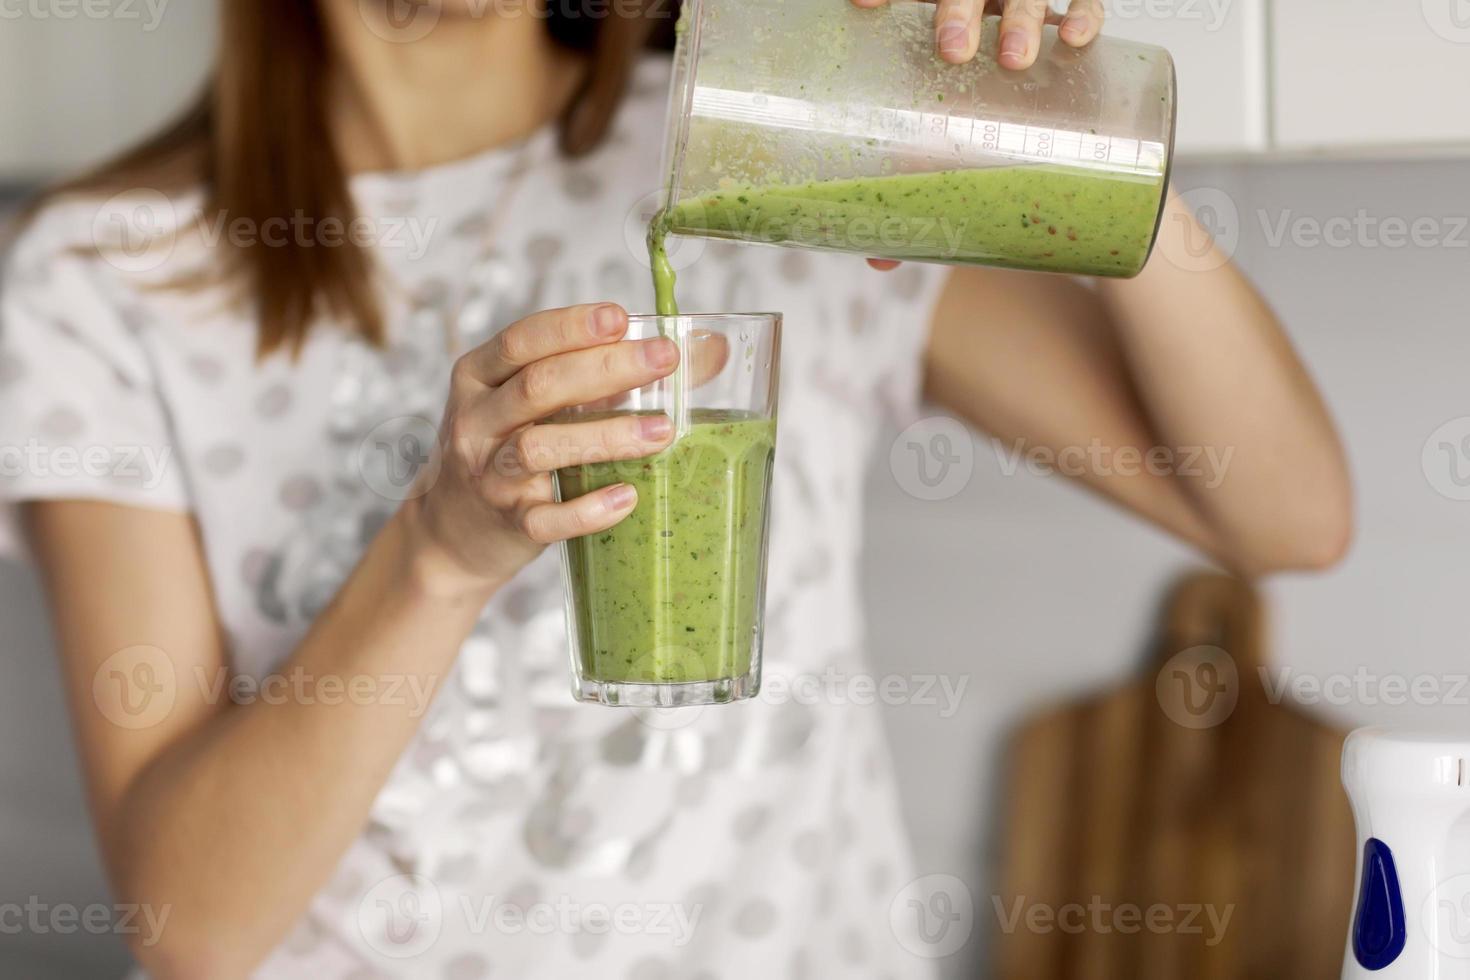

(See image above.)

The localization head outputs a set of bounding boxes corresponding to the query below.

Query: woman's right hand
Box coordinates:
[405,302,679,593]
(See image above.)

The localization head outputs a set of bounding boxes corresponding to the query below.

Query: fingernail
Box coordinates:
[605,484,637,510]
[938,20,969,57]
[639,414,674,440]
[1061,14,1089,40]
[642,337,678,369]
[1000,29,1028,63]
[593,304,625,338]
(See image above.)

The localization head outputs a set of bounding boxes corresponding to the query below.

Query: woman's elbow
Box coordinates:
[128,925,257,980]
[1284,510,1354,572]
[114,880,260,980]
[1287,464,1356,571]
[1241,496,1355,576]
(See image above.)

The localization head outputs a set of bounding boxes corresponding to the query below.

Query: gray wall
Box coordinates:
[0,0,214,180]
[4,159,1468,975]
[865,157,1470,975]
[0,190,134,978]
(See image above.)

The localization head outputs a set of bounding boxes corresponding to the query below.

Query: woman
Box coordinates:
[0,0,1351,976]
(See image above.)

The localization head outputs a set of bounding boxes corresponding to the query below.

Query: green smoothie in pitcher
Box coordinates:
[649,162,1163,311]
[666,163,1162,280]
[557,409,777,686]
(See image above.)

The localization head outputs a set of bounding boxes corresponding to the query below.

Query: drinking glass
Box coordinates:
[554,313,782,707]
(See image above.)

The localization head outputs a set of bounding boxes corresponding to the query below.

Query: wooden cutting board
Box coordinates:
[991,572,1356,979]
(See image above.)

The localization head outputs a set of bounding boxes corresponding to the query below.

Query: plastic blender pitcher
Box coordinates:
[659,0,1177,277]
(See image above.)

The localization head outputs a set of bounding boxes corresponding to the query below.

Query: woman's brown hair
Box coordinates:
[38,0,669,356]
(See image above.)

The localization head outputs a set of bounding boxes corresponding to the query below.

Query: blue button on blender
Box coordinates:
[1351,837,1406,969]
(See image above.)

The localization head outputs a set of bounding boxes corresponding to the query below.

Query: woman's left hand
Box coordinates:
[849,0,1104,68]
[855,0,1105,270]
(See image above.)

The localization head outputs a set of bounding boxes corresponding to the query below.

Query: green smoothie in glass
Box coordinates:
[558,409,776,686]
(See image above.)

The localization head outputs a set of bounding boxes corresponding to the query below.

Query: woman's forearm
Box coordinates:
[27,304,668,980]
[1095,192,1353,574]
[113,503,497,979]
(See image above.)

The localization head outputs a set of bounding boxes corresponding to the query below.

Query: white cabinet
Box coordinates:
[1272,0,1470,151]
[0,1,215,181]
[1097,0,1269,156]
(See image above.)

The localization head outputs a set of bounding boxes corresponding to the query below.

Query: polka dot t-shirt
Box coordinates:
[0,58,950,980]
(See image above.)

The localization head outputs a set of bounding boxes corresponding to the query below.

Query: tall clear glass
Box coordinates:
[660,0,1177,277]
[553,314,782,707]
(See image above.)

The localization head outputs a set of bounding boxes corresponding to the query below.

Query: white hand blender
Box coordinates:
[1341,728,1470,978]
